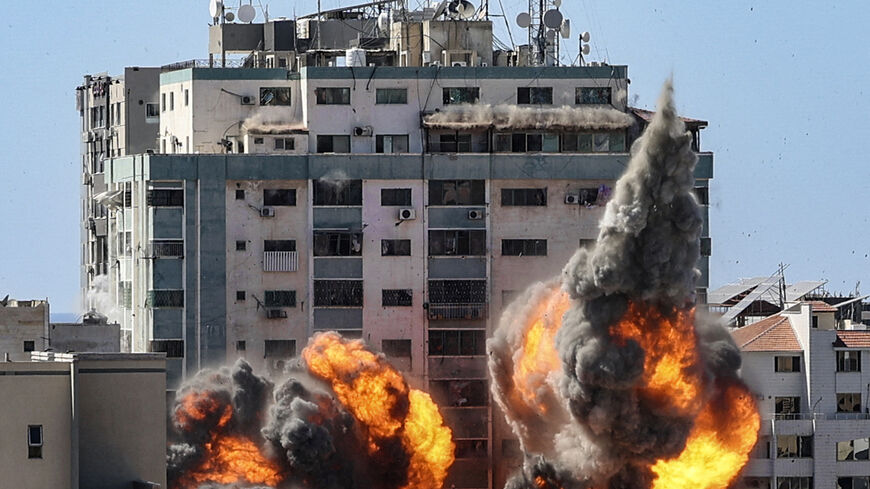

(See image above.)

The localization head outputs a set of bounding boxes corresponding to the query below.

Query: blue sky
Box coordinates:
[1,1,868,314]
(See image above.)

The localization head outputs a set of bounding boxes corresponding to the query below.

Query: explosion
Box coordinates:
[168,333,454,489]
[489,80,760,489]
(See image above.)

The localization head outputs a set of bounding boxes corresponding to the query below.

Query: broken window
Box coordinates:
[502,239,547,256]
[576,187,600,206]
[313,232,362,256]
[501,188,546,206]
[265,290,296,308]
[837,393,861,413]
[774,396,801,418]
[264,339,296,358]
[260,87,291,106]
[150,339,184,358]
[381,239,411,256]
[442,87,480,104]
[376,134,409,153]
[147,189,183,207]
[428,280,486,304]
[776,435,813,458]
[376,88,408,104]
[381,188,412,206]
[752,437,771,458]
[694,187,710,205]
[315,87,351,104]
[382,289,413,307]
[774,356,800,372]
[428,180,485,205]
[837,351,861,372]
[382,339,412,357]
[274,138,295,151]
[517,87,553,105]
[437,133,472,153]
[428,329,486,355]
[264,189,296,206]
[455,440,488,458]
[700,237,712,257]
[837,438,870,461]
[316,135,351,153]
[428,230,486,256]
[314,280,363,307]
[744,479,771,489]
[312,179,362,205]
[264,240,295,251]
[23,340,35,352]
[27,425,42,459]
[839,478,870,489]
[576,87,612,105]
[429,380,488,407]
[778,478,812,489]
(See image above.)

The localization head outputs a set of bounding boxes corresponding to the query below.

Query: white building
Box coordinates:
[734,301,870,489]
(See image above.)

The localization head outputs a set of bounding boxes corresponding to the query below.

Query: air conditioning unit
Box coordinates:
[241,95,255,105]
[353,126,373,137]
[266,309,287,319]
[452,61,467,67]
[261,207,276,217]
[398,208,416,220]
[565,194,579,205]
[467,209,484,220]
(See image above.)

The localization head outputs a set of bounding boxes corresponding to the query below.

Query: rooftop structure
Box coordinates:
[0,298,49,361]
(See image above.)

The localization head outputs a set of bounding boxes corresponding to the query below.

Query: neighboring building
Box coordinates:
[49,312,121,353]
[0,352,166,489]
[0,298,49,361]
[734,302,870,489]
[77,5,714,488]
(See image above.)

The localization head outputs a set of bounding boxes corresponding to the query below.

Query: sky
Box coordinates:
[0,1,868,315]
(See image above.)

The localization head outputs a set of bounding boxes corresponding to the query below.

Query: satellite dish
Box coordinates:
[516,12,531,28]
[542,9,563,29]
[552,0,561,7]
[433,0,450,18]
[457,0,475,19]
[209,0,222,18]
[581,44,591,55]
[580,31,591,42]
[560,18,570,39]
[446,0,461,17]
[238,4,256,23]
[225,11,235,22]
[545,29,557,42]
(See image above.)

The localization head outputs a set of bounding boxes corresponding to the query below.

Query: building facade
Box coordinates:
[0,298,49,361]
[735,302,870,489]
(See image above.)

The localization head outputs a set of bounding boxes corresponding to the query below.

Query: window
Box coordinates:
[694,187,710,205]
[235,240,246,251]
[777,478,812,489]
[562,132,625,152]
[150,339,184,358]
[315,87,351,104]
[700,237,712,257]
[184,89,189,106]
[502,239,547,256]
[146,103,160,119]
[314,280,363,307]
[437,133,472,153]
[774,356,800,372]
[236,340,246,352]
[507,133,559,153]
[235,189,245,200]
[838,351,862,372]
[443,87,480,104]
[161,93,166,112]
[274,138,295,151]
[839,478,870,489]
[429,180,485,205]
[313,232,362,256]
[313,179,362,205]
[428,280,486,304]
[315,135,351,153]
[776,435,813,458]
[774,396,800,419]
[169,92,175,110]
[837,438,870,461]
[254,137,264,144]
[265,290,296,307]
[236,291,246,301]
[428,329,486,355]
[147,290,184,308]
[501,188,546,206]
[27,425,42,459]
[576,87,612,104]
[382,339,412,357]
[23,340,35,352]
[263,189,296,206]
[376,88,408,104]
[376,134,409,153]
[752,437,770,458]
[838,393,861,413]
[429,379,488,407]
[517,87,553,104]
[744,479,771,489]
[264,240,296,252]
[812,315,819,328]
[260,87,291,106]
[455,440,487,458]
[381,239,411,256]
[383,289,413,307]
[264,339,296,358]
[429,230,486,256]
[147,189,183,207]
[381,188,412,206]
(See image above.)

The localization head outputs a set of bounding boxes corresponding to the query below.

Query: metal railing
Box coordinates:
[770,412,870,421]
[150,240,184,258]
[427,303,487,320]
[263,251,298,272]
[161,57,269,72]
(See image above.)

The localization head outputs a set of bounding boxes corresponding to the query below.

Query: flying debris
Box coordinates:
[488,80,760,489]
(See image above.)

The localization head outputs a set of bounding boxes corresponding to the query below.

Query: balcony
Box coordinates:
[263,251,298,272]
[150,240,184,258]
[146,289,184,308]
[427,303,487,320]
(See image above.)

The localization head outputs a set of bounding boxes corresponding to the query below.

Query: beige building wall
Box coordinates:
[0,300,49,361]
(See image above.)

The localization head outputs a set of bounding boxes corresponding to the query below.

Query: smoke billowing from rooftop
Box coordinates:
[422,103,634,131]
[488,80,760,489]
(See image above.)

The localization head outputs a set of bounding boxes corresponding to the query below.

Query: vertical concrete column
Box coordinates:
[69,360,80,489]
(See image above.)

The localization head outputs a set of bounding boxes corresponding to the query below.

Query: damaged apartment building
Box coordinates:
[75,2,713,488]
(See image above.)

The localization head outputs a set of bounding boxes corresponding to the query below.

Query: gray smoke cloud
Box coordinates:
[423,103,634,132]
[488,80,745,489]
[242,107,306,134]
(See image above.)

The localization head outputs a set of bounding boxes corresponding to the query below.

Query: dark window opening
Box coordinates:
[429,379,488,407]
[576,87,612,105]
[437,133,472,153]
[274,138,295,151]
[774,396,801,418]
[236,240,247,251]
[428,329,486,355]
[23,340,35,352]
[517,87,553,104]
[381,239,411,256]
[376,134,409,153]
[260,87,291,106]
[381,188,412,206]
[501,188,546,206]
[236,340,246,351]
[147,290,184,308]
[694,186,710,205]
[265,290,296,307]
[774,356,800,373]
[443,87,480,104]
[314,280,363,307]
[313,179,362,205]
[315,87,351,104]
[382,289,413,307]
[147,189,183,207]
[315,135,351,153]
[429,230,486,256]
[455,440,488,458]
[27,425,42,459]
[837,351,861,372]
[264,189,296,206]
[838,393,862,413]
[502,239,547,256]
[382,339,412,357]
[236,290,246,301]
[264,339,296,358]
[376,88,408,104]
[264,240,296,252]
[313,232,362,256]
[428,280,486,304]
[776,435,813,458]
[235,189,245,200]
[429,180,485,205]
[150,339,184,358]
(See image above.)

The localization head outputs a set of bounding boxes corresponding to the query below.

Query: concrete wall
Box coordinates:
[49,323,120,353]
[0,301,48,361]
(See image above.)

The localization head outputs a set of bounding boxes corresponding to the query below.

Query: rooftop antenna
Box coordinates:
[515,0,569,65]
[238,2,256,22]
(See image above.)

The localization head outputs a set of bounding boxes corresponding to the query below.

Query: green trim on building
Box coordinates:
[300,65,628,80]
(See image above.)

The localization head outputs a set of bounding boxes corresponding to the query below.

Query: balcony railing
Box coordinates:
[146,289,184,308]
[150,240,184,258]
[427,303,487,320]
[263,251,298,272]
[770,412,870,421]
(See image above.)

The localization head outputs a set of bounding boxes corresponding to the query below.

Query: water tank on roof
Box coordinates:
[346,48,367,67]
